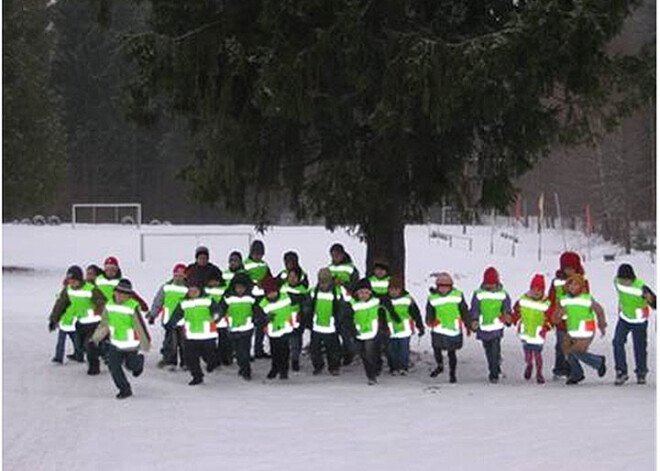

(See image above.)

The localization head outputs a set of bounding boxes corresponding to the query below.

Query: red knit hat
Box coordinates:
[559,252,583,273]
[483,267,499,285]
[530,274,545,293]
[262,276,279,294]
[173,263,187,275]
[104,256,119,267]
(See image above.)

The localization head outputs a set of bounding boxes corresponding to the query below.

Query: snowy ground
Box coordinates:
[2,223,656,470]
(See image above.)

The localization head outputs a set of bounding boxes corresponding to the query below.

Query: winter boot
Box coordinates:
[267,369,278,380]
[637,374,647,385]
[312,367,323,376]
[614,371,629,385]
[87,364,100,376]
[329,369,340,376]
[430,365,444,378]
[566,375,585,385]
[536,373,545,384]
[132,354,145,377]
[188,377,203,386]
[280,371,288,380]
[449,372,457,384]
[116,389,132,399]
[292,360,300,372]
[367,377,377,385]
[597,356,607,378]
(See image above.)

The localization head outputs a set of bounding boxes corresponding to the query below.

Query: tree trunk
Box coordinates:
[364,203,406,283]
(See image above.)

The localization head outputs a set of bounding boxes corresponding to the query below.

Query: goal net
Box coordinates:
[71,203,142,228]
[139,231,254,263]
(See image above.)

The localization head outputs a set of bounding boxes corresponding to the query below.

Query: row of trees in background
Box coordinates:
[3,0,656,278]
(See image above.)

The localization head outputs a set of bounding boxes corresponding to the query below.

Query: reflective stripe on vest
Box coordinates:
[107,303,140,349]
[616,280,649,324]
[475,290,506,331]
[560,296,596,338]
[181,298,217,340]
[329,265,354,274]
[225,296,255,332]
[517,297,550,345]
[312,290,337,333]
[389,296,414,338]
[352,298,380,340]
[68,286,101,324]
[429,292,462,336]
[262,295,295,338]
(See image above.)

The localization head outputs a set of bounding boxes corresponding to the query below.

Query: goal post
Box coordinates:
[71,203,142,228]
[139,232,254,262]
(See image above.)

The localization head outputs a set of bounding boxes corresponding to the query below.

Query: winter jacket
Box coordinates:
[185,261,223,287]
[49,286,106,325]
[469,284,512,341]
[386,291,425,335]
[164,296,222,332]
[511,295,554,343]
[91,305,151,352]
[342,295,399,339]
[303,285,345,331]
[548,271,590,332]
[425,288,472,333]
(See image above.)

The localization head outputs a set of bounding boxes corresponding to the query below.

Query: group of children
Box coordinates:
[48,242,656,398]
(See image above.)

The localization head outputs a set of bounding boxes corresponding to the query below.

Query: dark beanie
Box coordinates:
[250,240,265,256]
[195,246,209,257]
[330,243,345,254]
[617,264,636,280]
[354,278,372,293]
[115,278,133,294]
[66,265,84,281]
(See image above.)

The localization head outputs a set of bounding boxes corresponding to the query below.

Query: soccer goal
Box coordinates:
[71,203,142,228]
[139,231,254,262]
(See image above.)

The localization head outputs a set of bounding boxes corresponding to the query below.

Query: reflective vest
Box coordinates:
[328,263,356,286]
[350,297,381,340]
[281,283,307,329]
[312,287,339,334]
[180,297,217,340]
[260,293,295,338]
[206,286,228,328]
[244,258,269,283]
[368,275,390,297]
[474,289,507,332]
[96,275,120,301]
[388,295,415,339]
[278,269,309,285]
[224,295,256,332]
[615,278,650,324]
[560,293,596,339]
[428,290,463,337]
[517,295,550,345]
[162,283,188,325]
[223,269,242,284]
[70,282,101,326]
[106,298,141,350]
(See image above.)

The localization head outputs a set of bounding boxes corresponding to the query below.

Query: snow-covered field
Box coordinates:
[3,223,656,470]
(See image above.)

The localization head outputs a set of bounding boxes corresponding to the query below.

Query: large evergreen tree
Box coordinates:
[3,0,66,220]
[122,0,653,279]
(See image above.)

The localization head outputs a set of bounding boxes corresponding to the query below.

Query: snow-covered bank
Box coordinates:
[2,224,656,470]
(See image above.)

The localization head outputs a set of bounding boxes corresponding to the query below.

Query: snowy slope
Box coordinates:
[2,223,656,470]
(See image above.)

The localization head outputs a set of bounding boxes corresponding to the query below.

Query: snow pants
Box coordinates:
[481,337,502,380]
[162,326,185,366]
[431,332,461,375]
[230,330,253,378]
[217,328,233,366]
[310,331,342,372]
[613,319,648,376]
[76,322,101,372]
[357,337,380,381]
[107,346,143,395]
[184,338,217,381]
[269,334,291,378]
[53,329,81,362]
[553,329,571,377]
[289,330,302,366]
[387,337,411,371]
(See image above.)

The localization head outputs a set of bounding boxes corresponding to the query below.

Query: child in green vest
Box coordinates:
[278,251,309,287]
[48,266,105,369]
[205,267,233,366]
[612,264,656,385]
[511,274,553,384]
[386,275,425,375]
[306,268,344,376]
[166,281,221,385]
[257,277,296,379]
[425,272,475,383]
[147,263,188,370]
[217,273,261,380]
[245,240,271,359]
[469,267,512,383]
[85,264,102,285]
[328,243,359,366]
[281,267,310,372]
[556,274,607,385]
[91,279,150,399]
[224,251,245,285]
[368,261,391,299]
[344,278,396,385]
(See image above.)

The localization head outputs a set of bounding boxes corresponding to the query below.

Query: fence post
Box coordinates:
[139,234,145,262]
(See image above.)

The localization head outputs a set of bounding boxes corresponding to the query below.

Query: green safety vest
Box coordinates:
[474,288,508,331]
[560,293,596,339]
[260,292,295,338]
[106,298,141,350]
[615,277,650,324]
[244,257,269,283]
[223,268,245,284]
[281,282,307,328]
[96,275,120,301]
[180,297,217,340]
[60,283,97,331]
[428,289,463,337]
[517,295,550,345]
[223,294,256,332]
[328,262,356,286]
[205,286,228,328]
[162,283,188,324]
[388,294,414,338]
[278,269,309,285]
[312,286,340,333]
[368,275,390,297]
[350,297,381,340]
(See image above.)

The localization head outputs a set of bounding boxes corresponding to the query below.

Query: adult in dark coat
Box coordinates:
[186,246,223,287]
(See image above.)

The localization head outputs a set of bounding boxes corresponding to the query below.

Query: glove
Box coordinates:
[48,321,57,332]
[470,321,479,332]
[148,315,155,325]
[418,328,425,337]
